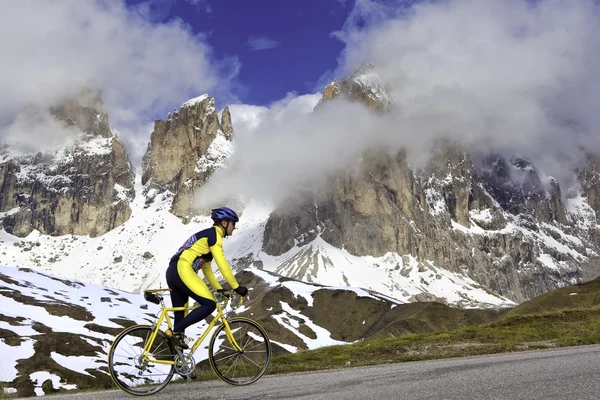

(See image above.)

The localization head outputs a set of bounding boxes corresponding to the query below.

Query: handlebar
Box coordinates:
[215,290,245,310]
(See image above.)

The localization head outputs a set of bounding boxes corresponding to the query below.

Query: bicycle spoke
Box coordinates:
[240,354,263,369]
[209,319,271,385]
[108,326,175,396]
[242,341,267,351]
[214,351,240,363]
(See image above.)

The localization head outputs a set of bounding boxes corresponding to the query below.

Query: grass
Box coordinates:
[188,305,600,382]
[262,306,600,375]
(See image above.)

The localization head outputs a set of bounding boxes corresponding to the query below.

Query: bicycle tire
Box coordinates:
[208,317,271,385]
[107,325,176,396]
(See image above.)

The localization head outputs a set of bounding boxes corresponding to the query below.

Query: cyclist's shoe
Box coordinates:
[165,329,189,349]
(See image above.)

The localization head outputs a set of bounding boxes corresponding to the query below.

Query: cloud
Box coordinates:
[196,92,326,206]
[330,0,600,181]
[0,0,238,164]
[196,0,600,208]
[132,0,177,22]
[185,0,212,13]
[247,36,281,51]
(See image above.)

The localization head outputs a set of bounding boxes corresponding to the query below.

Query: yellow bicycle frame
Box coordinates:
[141,291,243,366]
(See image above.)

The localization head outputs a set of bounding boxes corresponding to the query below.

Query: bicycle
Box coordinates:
[107,288,271,396]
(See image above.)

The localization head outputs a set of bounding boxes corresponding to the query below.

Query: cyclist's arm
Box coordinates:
[201,261,222,290]
[209,240,239,290]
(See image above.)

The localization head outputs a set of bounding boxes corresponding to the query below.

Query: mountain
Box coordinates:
[256,65,600,304]
[0,172,514,307]
[141,95,233,219]
[0,265,503,397]
[0,89,135,238]
[2,65,600,315]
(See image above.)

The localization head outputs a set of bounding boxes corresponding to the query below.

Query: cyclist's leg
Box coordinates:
[166,258,189,328]
[172,259,217,333]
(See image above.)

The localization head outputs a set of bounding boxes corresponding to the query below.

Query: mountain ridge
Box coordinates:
[1,66,600,307]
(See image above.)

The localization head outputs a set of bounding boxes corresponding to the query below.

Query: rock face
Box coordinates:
[141,95,233,218]
[0,90,135,237]
[261,65,600,303]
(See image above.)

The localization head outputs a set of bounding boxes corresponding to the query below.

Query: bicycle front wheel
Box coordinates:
[209,317,271,385]
[107,325,176,396]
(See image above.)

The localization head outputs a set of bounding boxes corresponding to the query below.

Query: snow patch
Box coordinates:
[181,95,209,109]
[195,132,233,173]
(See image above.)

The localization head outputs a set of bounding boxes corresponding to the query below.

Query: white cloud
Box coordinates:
[1,110,80,156]
[332,0,600,177]
[247,36,281,51]
[0,0,238,164]
[195,92,384,206]
[196,0,600,208]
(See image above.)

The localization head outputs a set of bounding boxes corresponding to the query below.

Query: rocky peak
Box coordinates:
[315,63,393,112]
[0,90,135,237]
[141,94,233,218]
[221,106,233,140]
[322,80,341,101]
[49,89,112,138]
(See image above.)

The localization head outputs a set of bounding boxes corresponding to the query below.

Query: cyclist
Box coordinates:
[165,206,248,349]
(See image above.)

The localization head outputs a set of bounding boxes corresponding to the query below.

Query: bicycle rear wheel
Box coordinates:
[108,325,176,396]
[209,317,271,385]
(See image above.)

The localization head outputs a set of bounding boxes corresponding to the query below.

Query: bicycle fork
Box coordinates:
[222,319,243,352]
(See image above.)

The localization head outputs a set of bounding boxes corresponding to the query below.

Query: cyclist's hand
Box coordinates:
[216,289,231,298]
[234,286,248,297]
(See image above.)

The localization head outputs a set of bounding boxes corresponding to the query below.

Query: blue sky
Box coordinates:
[3,0,600,174]
[125,0,354,106]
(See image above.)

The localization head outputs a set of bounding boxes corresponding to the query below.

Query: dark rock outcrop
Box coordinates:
[0,90,134,237]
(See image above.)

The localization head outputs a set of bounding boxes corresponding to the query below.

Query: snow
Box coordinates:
[352,72,394,108]
[470,208,493,224]
[425,187,446,215]
[251,268,403,308]
[265,236,513,308]
[538,253,562,271]
[195,131,233,173]
[0,338,35,381]
[566,192,597,230]
[269,338,298,353]
[50,353,100,377]
[0,207,20,218]
[272,302,347,350]
[29,371,77,395]
[181,94,209,109]
[113,183,130,203]
[451,219,486,234]
[76,136,112,156]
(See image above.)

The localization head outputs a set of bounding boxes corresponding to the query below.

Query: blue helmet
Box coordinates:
[211,206,239,223]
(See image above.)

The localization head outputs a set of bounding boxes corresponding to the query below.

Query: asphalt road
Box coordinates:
[22,345,600,399]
